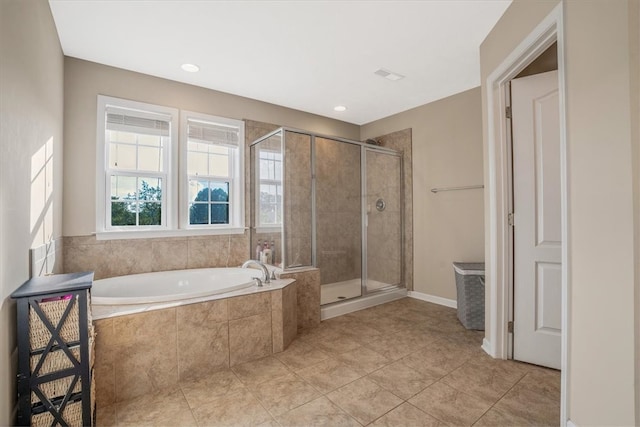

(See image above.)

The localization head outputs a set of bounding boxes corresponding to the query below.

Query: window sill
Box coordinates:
[255,226,282,234]
[95,227,247,241]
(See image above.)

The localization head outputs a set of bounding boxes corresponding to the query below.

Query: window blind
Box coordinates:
[106,109,170,137]
[187,119,240,148]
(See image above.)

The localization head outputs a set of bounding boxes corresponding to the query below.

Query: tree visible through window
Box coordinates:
[189,182,229,224]
[111,179,162,226]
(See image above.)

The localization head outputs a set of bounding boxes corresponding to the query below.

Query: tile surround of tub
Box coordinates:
[93,281,297,406]
[279,268,321,330]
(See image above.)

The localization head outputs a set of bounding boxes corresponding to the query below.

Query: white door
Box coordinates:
[511,70,561,369]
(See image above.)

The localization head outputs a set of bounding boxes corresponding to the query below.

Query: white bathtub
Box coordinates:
[91,267,292,320]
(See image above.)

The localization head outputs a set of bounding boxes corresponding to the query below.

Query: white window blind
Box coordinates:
[106,108,171,137]
[187,119,240,147]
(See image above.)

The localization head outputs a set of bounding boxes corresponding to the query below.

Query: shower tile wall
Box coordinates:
[315,138,362,286]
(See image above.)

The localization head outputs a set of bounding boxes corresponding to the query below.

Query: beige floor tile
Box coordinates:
[312,333,362,355]
[473,406,543,427]
[96,403,116,426]
[231,355,291,386]
[255,416,281,427]
[489,370,561,425]
[273,339,332,371]
[297,322,342,343]
[401,340,473,378]
[275,396,361,427]
[249,372,321,416]
[518,365,561,399]
[326,377,403,425]
[395,327,444,349]
[367,315,414,335]
[192,388,272,427]
[115,388,197,427]
[441,361,523,404]
[368,360,438,400]
[180,369,245,409]
[363,332,423,361]
[296,357,363,394]
[369,402,443,427]
[336,345,391,375]
[464,352,533,383]
[409,381,492,426]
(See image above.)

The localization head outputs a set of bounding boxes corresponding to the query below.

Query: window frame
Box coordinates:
[180,110,245,231]
[95,97,245,240]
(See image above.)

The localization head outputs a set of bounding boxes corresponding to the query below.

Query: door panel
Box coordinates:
[365,149,402,293]
[512,70,561,369]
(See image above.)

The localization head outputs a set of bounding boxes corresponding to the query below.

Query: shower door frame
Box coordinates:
[250,127,405,302]
[361,146,405,298]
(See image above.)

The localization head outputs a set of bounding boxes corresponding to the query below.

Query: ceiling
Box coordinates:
[48,0,511,125]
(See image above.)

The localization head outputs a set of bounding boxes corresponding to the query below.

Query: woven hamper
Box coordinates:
[453,262,485,330]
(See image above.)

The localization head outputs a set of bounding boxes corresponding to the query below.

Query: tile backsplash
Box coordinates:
[30,237,63,277]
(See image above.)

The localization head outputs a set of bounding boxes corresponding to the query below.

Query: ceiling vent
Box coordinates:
[374,68,405,81]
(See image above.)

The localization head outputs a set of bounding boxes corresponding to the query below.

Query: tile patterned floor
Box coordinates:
[97,297,560,426]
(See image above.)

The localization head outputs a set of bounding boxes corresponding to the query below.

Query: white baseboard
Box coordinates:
[482,337,493,357]
[408,291,457,309]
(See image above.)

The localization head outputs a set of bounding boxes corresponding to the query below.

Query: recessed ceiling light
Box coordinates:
[181,63,200,73]
[334,105,347,112]
[374,68,405,81]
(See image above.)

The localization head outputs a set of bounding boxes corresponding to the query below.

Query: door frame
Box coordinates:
[483,3,569,424]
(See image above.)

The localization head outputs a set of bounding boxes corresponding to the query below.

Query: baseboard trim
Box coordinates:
[482,338,493,357]
[408,291,457,309]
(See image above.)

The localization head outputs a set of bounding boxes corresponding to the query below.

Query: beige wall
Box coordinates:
[480,0,638,424]
[564,1,636,423]
[63,57,359,237]
[0,0,65,424]
[631,2,640,423]
[361,88,484,300]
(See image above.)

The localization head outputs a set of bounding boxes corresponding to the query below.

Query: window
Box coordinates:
[96,96,244,238]
[257,149,283,228]
[183,112,243,228]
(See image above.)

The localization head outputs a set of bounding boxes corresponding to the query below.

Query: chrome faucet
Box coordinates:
[241,260,271,284]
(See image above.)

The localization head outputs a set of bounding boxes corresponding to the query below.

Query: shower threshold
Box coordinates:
[320,284,407,320]
[320,278,388,305]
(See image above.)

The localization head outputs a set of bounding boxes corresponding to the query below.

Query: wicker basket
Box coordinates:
[31,400,83,427]
[29,296,80,351]
[453,262,485,330]
[29,335,94,405]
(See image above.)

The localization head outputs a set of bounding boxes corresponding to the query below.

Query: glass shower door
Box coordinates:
[365,149,403,293]
[316,137,362,305]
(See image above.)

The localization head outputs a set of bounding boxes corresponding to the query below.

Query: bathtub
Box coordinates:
[91,267,292,320]
[91,268,299,404]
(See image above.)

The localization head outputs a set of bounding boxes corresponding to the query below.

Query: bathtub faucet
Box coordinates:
[241,260,271,284]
